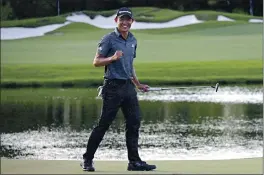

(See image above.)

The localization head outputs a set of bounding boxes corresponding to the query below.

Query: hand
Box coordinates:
[137,84,149,92]
[112,50,123,61]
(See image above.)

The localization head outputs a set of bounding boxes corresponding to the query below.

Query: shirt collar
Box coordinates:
[114,27,132,39]
[114,27,121,37]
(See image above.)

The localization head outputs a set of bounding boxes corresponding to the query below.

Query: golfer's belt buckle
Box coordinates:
[97,86,103,97]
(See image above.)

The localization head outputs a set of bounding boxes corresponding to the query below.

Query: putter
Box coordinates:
[147,83,220,92]
[97,86,103,97]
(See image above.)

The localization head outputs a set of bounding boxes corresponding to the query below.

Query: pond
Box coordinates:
[0,85,262,160]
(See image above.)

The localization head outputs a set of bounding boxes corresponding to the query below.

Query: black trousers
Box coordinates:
[83,79,142,162]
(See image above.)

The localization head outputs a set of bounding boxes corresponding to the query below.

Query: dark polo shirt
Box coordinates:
[97,28,137,80]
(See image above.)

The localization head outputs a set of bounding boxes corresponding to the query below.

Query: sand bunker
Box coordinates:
[249,19,263,23]
[66,14,204,29]
[1,22,71,40]
[1,14,262,40]
[217,15,235,21]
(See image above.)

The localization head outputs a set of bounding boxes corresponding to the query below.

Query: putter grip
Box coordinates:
[148,88,162,91]
[147,87,170,91]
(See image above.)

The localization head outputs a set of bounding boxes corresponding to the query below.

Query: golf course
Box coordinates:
[1,7,262,88]
[1,7,263,174]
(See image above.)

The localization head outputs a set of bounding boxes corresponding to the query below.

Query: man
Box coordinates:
[80,7,157,172]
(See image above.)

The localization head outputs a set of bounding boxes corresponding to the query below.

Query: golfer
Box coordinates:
[80,7,156,171]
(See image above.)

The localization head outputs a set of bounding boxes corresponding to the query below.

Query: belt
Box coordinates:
[104,78,131,85]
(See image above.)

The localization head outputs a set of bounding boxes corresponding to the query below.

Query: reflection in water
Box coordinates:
[138,86,263,104]
[0,87,262,160]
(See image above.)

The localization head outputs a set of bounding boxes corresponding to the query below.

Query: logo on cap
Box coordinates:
[117,7,133,18]
[119,10,131,14]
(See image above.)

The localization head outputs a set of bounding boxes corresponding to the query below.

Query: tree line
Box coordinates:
[1,0,262,20]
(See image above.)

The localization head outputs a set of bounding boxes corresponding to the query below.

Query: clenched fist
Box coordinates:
[111,50,123,61]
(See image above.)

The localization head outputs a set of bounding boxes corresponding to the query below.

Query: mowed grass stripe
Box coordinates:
[1,60,262,87]
[1,23,261,64]
[1,158,262,174]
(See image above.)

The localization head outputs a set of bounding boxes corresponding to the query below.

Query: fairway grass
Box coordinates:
[2,23,261,64]
[1,60,262,88]
[1,158,262,174]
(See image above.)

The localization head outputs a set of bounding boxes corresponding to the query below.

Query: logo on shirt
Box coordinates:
[131,44,135,48]
[98,47,102,51]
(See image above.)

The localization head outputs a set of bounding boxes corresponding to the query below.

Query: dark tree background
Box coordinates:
[1,0,262,20]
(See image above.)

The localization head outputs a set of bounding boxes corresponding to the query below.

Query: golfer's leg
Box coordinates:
[121,91,141,162]
[83,94,121,160]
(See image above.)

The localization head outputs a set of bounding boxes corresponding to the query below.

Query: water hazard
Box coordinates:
[1,86,262,160]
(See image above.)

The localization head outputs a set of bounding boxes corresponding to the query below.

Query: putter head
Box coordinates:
[215,83,219,92]
[97,86,103,97]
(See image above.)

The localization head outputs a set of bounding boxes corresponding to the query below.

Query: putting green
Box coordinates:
[1,10,262,87]
[1,158,262,174]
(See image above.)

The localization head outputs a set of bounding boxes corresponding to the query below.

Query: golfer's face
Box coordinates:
[117,15,133,32]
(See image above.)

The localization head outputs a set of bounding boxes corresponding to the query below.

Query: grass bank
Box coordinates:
[1,158,262,174]
[1,60,262,88]
[1,7,262,27]
[1,15,67,28]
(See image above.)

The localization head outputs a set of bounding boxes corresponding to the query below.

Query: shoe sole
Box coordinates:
[83,169,95,172]
[127,167,156,171]
[80,163,95,171]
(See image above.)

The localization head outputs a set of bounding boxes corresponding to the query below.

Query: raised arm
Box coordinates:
[92,35,123,67]
[93,52,121,67]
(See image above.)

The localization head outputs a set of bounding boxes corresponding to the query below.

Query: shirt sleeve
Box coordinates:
[134,43,137,58]
[97,35,111,57]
